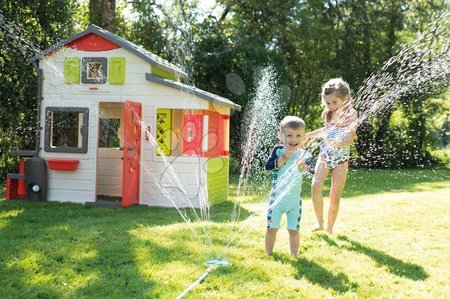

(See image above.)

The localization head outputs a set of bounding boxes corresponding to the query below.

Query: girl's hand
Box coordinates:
[297,160,307,172]
[295,152,309,172]
[326,138,340,148]
[304,133,311,143]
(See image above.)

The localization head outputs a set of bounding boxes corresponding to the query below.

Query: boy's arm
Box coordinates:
[265,145,283,170]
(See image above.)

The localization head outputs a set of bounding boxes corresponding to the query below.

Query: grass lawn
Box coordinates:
[1,169,449,298]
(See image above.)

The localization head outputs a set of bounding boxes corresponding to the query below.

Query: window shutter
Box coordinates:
[109,57,126,84]
[203,110,227,157]
[64,57,80,84]
[156,109,172,156]
[182,112,203,156]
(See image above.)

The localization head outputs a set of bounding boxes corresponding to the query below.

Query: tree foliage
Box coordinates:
[0,0,449,183]
[0,0,82,179]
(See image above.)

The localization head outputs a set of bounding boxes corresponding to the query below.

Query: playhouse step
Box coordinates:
[7,173,25,180]
[11,150,35,157]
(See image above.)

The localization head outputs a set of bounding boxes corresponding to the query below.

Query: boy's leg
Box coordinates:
[266,206,281,255]
[327,162,349,234]
[312,156,329,231]
[286,204,301,257]
[288,229,299,257]
[265,228,278,255]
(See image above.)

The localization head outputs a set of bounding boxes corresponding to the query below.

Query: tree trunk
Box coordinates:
[88,0,102,27]
[102,0,116,33]
[89,0,115,33]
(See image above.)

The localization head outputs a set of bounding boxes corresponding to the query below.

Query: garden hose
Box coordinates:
[176,267,215,299]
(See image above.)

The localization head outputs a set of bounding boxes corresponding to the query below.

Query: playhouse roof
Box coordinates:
[146,73,242,111]
[29,24,241,111]
[29,24,187,79]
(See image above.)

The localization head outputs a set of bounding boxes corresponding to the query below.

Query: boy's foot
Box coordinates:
[311,227,324,232]
[326,230,333,235]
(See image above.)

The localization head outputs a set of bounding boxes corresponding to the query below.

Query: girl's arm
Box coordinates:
[331,109,358,147]
[305,127,325,143]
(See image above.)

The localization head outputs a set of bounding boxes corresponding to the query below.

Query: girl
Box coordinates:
[305,78,357,235]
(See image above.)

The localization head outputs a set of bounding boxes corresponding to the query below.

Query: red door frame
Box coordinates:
[122,101,142,207]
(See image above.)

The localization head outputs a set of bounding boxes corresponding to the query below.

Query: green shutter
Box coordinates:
[151,66,178,81]
[64,57,80,84]
[109,57,126,84]
[156,109,172,156]
[207,157,229,203]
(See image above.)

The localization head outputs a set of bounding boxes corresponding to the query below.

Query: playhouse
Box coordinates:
[6,24,240,208]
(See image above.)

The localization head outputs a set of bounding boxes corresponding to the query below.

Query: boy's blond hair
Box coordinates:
[280,116,305,132]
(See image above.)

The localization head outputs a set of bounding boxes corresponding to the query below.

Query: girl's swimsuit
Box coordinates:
[320,124,351,169]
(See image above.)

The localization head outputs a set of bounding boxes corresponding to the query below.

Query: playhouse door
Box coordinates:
[122,101,142,207]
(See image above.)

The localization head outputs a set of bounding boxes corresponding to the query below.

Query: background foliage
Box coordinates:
[0,0,449,181]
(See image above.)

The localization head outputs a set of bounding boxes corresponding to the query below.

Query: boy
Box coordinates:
[265,116,314,257]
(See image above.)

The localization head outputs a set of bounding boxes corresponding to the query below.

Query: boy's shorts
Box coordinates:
[267,201,302,231]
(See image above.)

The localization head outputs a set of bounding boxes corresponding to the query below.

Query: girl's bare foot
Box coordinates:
[326,230,333,235]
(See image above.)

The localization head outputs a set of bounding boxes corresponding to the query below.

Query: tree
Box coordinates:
[89,0,116,33]
[0,0,80,180]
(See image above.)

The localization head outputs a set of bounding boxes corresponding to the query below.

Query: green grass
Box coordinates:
[0,169,449,298]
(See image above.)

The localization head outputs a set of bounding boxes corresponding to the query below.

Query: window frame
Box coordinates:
[44,107,89,153]
[81,57,107,84]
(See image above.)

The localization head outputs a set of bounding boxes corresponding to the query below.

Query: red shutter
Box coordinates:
[182,112,203,156]
[204,110,228,157]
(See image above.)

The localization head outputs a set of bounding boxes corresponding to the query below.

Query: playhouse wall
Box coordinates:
[38,47,215,207]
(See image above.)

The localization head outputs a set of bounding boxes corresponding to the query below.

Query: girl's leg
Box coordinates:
[311,156,330,231]
[327,162,349,234]
[265,228,278,255]
[288,229,299,257]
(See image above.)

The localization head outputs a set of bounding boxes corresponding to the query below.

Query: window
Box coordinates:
[82,57,107,84]
[155,109,229,157]
[98,118,120,148]
[44,107,89,153]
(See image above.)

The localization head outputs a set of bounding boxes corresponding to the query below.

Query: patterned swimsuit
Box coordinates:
[320,124,351,169]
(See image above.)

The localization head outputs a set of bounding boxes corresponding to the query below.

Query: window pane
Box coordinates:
[99,118,120,148]
[87,62,104,79]
[51,112,80,147]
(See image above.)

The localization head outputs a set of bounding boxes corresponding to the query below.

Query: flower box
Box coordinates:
[47,159,79,170]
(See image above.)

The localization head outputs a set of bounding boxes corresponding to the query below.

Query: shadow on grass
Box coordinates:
[272,253,358,293]
[0,199,252,298]
[0,201,160,297]
[209,200,252,222]
[318,234,428,281]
